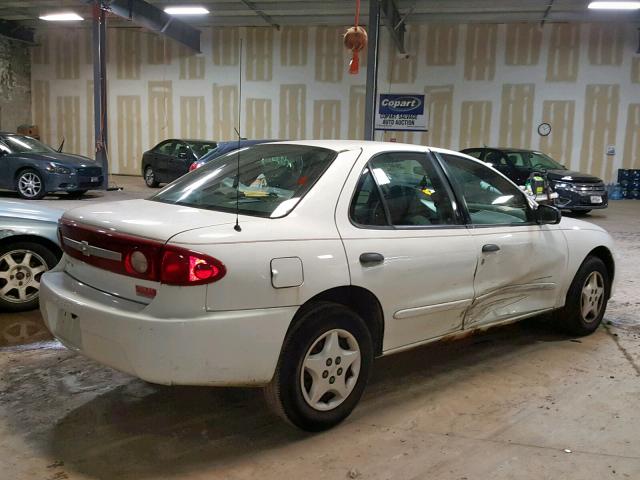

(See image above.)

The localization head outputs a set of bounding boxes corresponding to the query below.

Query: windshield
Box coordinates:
[1,135,55,154]
[505,151,565,170]
[186,141,218,159]
[152,144,337,218]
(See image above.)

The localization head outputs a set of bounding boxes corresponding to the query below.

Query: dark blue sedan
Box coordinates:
[0,133,103,200]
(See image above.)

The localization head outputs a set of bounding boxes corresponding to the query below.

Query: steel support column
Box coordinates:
[363,0,380,141]
[92,2,108,188]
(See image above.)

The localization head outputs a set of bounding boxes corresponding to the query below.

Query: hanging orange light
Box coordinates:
[343,0,368,75]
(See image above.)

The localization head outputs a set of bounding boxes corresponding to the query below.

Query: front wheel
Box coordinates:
[555,256,610,336]
[144,166,159,188]
[16,169,46,200]
[264,302,373,431]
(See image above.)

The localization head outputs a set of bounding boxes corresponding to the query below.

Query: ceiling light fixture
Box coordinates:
[588,1,640,10]
[164,6,210,15]
[39,12,84,21]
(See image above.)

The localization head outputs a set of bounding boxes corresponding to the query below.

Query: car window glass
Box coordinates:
[505,152,527,167]
[187,141,218,158]
[174,142,191,157]
[350,168,387,226]
[366,152,456,226]
[2,135,55,154]
[529,152,564,170]
[463,150,483,159]
[485,151,508,166]
[155,141,175,155]
[441,153,531,225]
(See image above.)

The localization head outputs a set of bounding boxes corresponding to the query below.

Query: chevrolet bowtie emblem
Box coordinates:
[80,240,90,256]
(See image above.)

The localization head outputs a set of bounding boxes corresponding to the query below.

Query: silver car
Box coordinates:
[0,200,62,311]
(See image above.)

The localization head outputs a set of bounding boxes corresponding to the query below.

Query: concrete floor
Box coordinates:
[1,186,639,479]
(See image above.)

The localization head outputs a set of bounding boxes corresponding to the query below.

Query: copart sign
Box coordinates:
[375,93,427,132]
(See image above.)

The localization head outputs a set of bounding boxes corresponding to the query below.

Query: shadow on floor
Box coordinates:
[2,319,572,479]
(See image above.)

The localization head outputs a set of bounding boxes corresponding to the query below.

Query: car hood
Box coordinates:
[0,200,64,224]
[13,152,99,168]
[62,198,261,242]
[546,169,602,183]
[558,215,606,233]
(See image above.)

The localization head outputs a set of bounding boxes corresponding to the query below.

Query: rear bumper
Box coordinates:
[554,188,608,210]
[40,271,296,386]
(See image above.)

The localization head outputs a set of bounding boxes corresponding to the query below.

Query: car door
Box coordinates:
[436,152,567,330]
[0,141,11,188]
[151,140,175,182]
[167,141,195,181]
[336,150,478,352]
[503,151,532,185]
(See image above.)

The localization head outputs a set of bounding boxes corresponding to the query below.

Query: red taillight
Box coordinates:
[188,162,198,172]
[59,219,226,286]
[161,247,226,286]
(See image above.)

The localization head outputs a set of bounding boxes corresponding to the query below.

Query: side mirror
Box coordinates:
[535,204,561,225]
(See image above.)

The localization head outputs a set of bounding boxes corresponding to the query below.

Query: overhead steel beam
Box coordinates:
[0,19,34,44]
[238,0,280,29]
[364,0,381,141]
[101,0,201,52]
[92,2,109,189]
[379,0,406,54]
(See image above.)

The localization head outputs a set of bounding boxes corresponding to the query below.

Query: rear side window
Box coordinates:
[155,141,175,155]
[152,144,336,218]
[462,149,483,159]
[351,152,457,227]
[440,153,532,225]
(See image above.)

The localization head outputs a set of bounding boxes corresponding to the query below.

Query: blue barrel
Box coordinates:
[618,169,631,183]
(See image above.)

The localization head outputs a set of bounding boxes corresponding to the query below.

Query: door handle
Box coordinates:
[359,252,384,265]
[482,244,501,253]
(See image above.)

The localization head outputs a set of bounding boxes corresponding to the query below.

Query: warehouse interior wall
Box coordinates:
[0,36,31,133]
[30,23,640,180]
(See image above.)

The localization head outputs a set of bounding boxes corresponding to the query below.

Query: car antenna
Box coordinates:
[233,38,243,233]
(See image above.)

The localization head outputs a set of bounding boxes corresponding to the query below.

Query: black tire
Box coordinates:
[15,168,46,200]
[555,256,610,336]
[0,241,59,312]
[144,165,159,188]
[67,190,88,198]
[264,302,373,431]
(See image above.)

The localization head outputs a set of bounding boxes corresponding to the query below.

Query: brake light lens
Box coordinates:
[188,162,198,172]
[59,220,226,286]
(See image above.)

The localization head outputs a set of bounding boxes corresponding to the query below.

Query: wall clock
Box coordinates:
[538,122,552,137]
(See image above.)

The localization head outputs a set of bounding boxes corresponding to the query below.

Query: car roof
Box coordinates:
[463,146,538,153]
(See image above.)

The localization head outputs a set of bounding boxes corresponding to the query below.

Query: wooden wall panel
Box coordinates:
[425,25,458,66]
[459,101,492,149]
[389,25,419,83]
[464,25,497,81]
[212,85,238,140]
[246,98,272,138]
[279,85,306,139]
[547,24,580,82]
[148,81,173,146]
[31,33,49,65]
[180,96,206,139]
[313,100,341,139]
[499,84,535,148]
[505,24,542,66]
[115,30,141,80]
[579,84,620,181]
[631,58,640,84]
[246,28,273,81]
[147,34,172,65]
[179,46,205,80]
[421,85,454,148]
[116,96,142,174]
[54,31,80,79]
[281,27,308,66]
[539,101,575,164]
[56,96,80,154]
[212,27,240,66]
[588,24,624,66]
[348,85,366,140]
[86,80,94,157]
[623,104,640,170]
[315,27,343,83]
[32,80,50,145]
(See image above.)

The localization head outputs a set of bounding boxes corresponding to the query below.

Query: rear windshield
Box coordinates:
[152,144,337,218]
[186,141,218,158]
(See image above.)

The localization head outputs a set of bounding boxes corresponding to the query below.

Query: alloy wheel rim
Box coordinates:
[580,271,605,323]
[145,168,155,185]
[300,328,361,412]
[18,173,42,198]
[0,249,48,304]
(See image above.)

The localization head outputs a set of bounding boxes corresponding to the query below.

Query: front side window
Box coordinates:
[152,144,336,218]
[440,153,532,225]
[351,152,457,227]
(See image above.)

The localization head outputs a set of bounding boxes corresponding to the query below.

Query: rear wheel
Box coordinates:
[555,256,610,336]
[0,242,59,312]
[264,302,373,431]
[16,169,46,200]
[144,166,159,188]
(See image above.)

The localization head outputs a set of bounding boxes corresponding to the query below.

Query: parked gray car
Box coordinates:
[0,133,104,199]
[0,200,62,311]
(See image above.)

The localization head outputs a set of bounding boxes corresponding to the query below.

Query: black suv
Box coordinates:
[461,148,608,213]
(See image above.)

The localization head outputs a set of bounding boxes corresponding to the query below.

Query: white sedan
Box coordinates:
[40,141,615,431]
